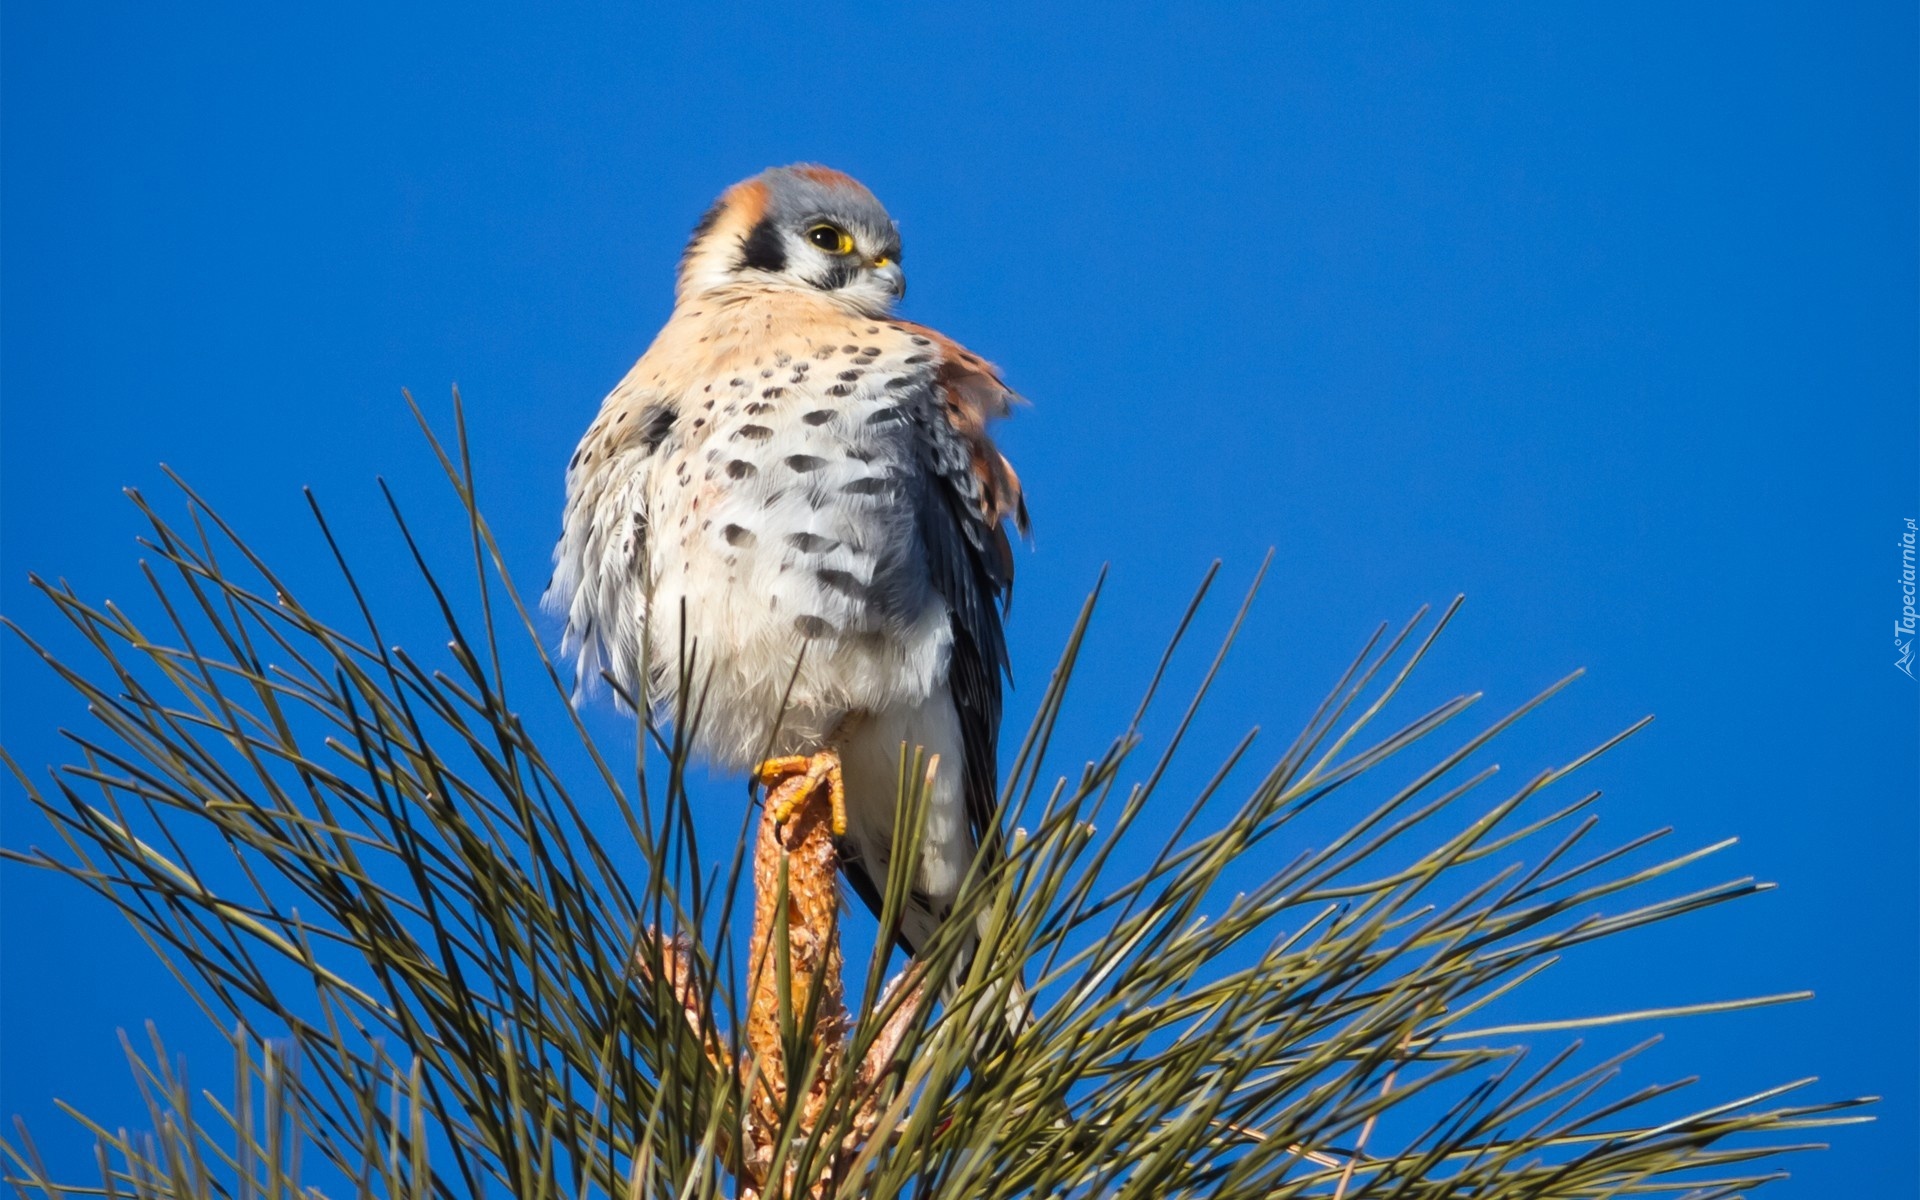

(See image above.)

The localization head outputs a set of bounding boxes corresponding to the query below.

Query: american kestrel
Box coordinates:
[546,165,1027,964]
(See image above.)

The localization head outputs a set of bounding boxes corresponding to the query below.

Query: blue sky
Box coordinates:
[3,2,1914,1194]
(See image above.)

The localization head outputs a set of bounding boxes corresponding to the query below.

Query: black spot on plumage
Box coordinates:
[734,424,773,440]
[852,355,875,365]
[868,406,905,423]
[787,532,836,554]
[904,353,931,365]
[726,459,757,479]
[910,335,932,346]
[785,454,825,473]
[861,346,881,356]
[636,403,677,453]
[841,476,887,495]
[763,386,786,399]
[842,344,859,353]
[816,568,865,597]
[827,384,855,397]
[802,409,835,425]
[746,402,773,414]
[737,216,787,273]
[838,369,863,381]
[723,524,755,546]
[794,615,834,638]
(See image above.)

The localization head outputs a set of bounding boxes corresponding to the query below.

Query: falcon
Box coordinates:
[545,164,1027,966]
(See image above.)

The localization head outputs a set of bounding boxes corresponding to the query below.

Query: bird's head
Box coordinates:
[676,165,905,316]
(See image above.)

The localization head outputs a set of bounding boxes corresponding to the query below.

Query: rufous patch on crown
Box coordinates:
[788,164,862,191]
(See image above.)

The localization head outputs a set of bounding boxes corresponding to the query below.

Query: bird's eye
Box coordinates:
[807,224,854,254]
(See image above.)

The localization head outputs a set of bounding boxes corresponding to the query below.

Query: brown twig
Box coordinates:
[739,765,850,1196]
[640,756,935,1198]
[1331,1024,1421,1200]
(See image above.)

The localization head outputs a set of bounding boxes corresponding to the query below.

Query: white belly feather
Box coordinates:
[837,690,971,944]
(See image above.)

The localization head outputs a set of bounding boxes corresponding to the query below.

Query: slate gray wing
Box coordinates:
[907,374,1022,865]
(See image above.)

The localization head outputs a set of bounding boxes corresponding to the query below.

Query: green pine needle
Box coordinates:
[0,395,1871,1198]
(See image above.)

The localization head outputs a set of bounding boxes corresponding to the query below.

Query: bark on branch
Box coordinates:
[642,760,930,1198]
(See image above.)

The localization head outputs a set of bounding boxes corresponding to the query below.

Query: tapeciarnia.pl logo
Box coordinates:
[1898,518,1916,678]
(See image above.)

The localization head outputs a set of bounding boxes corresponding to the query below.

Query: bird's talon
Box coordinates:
[826,759,847,837]
[765,777,808,826]
[755,755,811,788]
[755,750,844,834]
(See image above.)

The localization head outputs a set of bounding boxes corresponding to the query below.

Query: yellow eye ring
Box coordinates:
[807,223,855,255]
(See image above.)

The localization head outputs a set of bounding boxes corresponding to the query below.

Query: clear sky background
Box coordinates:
[3,3,1914,1195]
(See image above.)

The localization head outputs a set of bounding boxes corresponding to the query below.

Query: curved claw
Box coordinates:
[755,749,846,836]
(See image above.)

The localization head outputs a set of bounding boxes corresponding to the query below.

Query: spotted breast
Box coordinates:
[549,282,1024,951]
[645,297,967,758]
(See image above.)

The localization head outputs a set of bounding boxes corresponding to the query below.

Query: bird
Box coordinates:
[544,164,1027,974]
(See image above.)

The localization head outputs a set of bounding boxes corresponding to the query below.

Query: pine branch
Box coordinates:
[0,396,1872,1198]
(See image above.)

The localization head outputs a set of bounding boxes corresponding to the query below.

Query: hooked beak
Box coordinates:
[873,260,905,300]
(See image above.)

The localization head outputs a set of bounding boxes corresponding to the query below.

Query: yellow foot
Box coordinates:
[755,749,846,836]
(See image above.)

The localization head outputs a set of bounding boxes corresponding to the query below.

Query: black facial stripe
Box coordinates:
[737,216,787,273]
[684,199,725,253]
[814,263,860,291]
